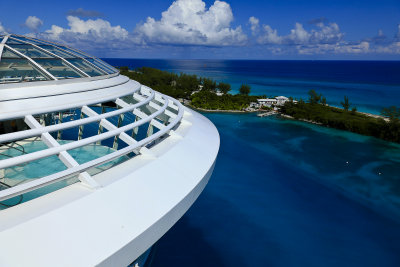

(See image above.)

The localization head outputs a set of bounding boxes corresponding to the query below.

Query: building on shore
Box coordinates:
[250,96,293,109]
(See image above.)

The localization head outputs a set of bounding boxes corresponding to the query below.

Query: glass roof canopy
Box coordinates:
[0,34,118,84]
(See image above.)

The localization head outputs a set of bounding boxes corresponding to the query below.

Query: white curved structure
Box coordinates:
[0,34,219,266]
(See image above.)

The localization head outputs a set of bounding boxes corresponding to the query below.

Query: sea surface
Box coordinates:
[103,59,400,266]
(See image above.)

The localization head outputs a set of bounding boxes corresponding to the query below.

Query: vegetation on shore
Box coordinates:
[191,91,260,110]
[118,66,400,143]
[119,66,263,110]
[280,90,400,143]
[120,66,199,99]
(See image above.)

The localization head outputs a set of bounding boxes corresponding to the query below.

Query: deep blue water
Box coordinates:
[103,59,400,114]
[151,113,400,267]
[100,59,400,266]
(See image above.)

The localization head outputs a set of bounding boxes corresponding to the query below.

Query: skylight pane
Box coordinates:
[36,45,76,58]
[10,36,45,46]
[64,58,104,77]
[8,44,52,58]
[0,58,49,83]
[92,58,118,73]
[5,38,26,45]
[85,58,115,74]
[1,47,22,58]
[34,59,84,79]
[59,46,91,58]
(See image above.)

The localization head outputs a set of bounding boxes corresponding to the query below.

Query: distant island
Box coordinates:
[118,66,400,144]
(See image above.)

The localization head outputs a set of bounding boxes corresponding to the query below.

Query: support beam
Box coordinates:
[24,115,101,189]
[81,106,155,158]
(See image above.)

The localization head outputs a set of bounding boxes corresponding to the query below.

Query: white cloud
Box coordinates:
[288,23,311,44]
[257,22,343,45]
[296,41,370,55]
[258,25,282,44]
[0,22,7,34]
[22,10,400,57]
[249,16,259,35]
[375,41,400,54]
[251,18,400,55]
[48,16,128,39]
[35,16,134,52]
[136,0,247,46]
[335,41,370,54]
[310,22,343,44]
[24,16,43,32]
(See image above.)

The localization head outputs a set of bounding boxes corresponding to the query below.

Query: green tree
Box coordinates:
[119,66,129,72]
[308,90,322,104]
[202,78,217,92]
[239,84,251,95]
[218,82,231,94]
[341,96,350,111]
[381,106,400,123]
[321,96,327,105]
[351,106,357,114]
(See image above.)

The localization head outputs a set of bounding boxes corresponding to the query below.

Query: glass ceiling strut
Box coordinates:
[0,35,10,62]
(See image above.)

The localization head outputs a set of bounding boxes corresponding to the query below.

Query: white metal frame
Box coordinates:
[0,84,185,202]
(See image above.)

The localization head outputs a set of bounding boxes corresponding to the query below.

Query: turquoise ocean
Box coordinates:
[104,59,400,267]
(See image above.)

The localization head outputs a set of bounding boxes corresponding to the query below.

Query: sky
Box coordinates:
[0,0,399,59]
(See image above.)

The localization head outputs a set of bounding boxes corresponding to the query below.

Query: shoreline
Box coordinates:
[191,105,387,121]
[191,104,388,121]
[189,105,258,113]
[279,114,323,125]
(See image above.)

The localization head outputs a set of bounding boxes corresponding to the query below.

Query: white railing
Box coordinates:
[0,84,185,202]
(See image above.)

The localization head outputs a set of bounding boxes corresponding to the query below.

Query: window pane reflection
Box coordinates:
[65,58,104,77]
[36,45,76,58]
[85,58,116,74]
[34,59,84,79]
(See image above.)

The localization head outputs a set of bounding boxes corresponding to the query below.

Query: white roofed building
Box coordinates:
[257,96,290,107]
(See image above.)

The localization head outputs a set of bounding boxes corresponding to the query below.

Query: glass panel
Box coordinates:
[7,44,52,58]
[85,58,114,74]
[60,46,91,58]
[10,36,46,46]
[5,38,26,45]
[93,58,118,73]
[0,58,49,83]
[36,45,76,58]
[1,47,22,58]
[33,38,64,47]
[65,58,104,77]
[34,59,84,79]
